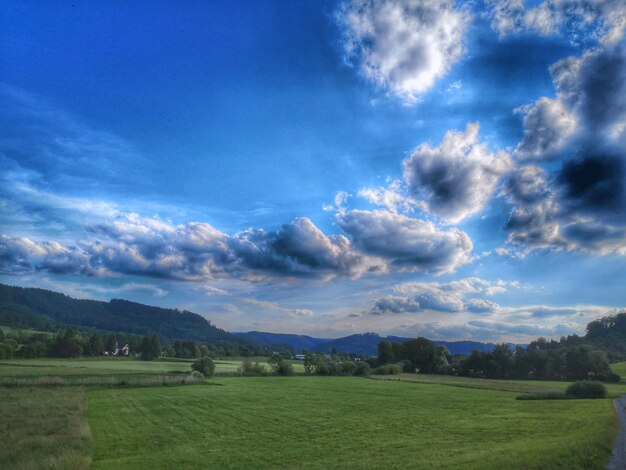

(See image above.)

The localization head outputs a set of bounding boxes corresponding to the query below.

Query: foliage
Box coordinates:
[240,360,267,376]
[376,337,450,373]
[353,361,371,376]
[268,354,294,376]
[140,335,162,360]
[372,363,403,375]
[191,356,215,377]
[458,343,617,382]
[565,380,607,399]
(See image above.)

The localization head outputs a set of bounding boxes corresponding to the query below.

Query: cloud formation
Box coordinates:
[368,277,515,315]
[336,209,473,273]
[0,213,389,282]
[503,43,626,255]
[337,0,471,104]
[485,0,626,45]
[403,123,512,222]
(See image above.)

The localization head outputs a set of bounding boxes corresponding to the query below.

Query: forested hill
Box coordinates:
[0,283,240,343]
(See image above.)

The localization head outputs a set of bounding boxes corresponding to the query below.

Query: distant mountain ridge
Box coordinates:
[236,331,514,356]
[1,283,522,355]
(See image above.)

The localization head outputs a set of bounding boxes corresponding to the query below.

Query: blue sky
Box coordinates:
[1,0,625,341]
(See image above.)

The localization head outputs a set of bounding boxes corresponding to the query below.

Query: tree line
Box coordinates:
[0,327,289,360]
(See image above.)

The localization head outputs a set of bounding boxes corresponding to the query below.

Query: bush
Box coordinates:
[190,370,205,380]
[565,380,607,399]
[274,361,294,376]
[605,372,621,383]
[240,360,267,376]
[192,356,215,377]
[354,361,371,376]
[372,364,403,375]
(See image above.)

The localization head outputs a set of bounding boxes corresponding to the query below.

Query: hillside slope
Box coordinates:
[0,283,240,343]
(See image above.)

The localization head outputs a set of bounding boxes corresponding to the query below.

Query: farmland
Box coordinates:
[0,358,623,469]
[88,377,616,469]
[0,357,304,378]
[612,361,626,378]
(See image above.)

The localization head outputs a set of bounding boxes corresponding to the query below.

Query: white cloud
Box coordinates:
[357,180,419,213]
[485,0,626,45]
[514,97,578,161]
[337,0,471,104]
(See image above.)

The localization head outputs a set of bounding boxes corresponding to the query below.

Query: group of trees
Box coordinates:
[0,327,290,361]
[376,337,451,374]
[459,343,618,381]
[302,353,371,376]
[375,336,620,383]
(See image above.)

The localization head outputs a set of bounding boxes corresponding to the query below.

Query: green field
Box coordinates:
[0,387,91,470]
[86,377,617,469]
[0,357,303,378]
[371,373,626,396]
[611,362,626,379]
[0,359,623,469]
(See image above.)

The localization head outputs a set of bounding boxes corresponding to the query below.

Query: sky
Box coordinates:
[1,0,625,342]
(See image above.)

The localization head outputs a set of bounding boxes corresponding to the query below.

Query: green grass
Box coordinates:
[0,357,192,377]
[0,357,304,378]
[371,373,626,396]
[0,387,91,469]
[611,362,626,380]
[87,376,618,469]
[0,324,51,337]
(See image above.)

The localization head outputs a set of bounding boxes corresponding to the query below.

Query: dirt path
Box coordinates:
[608,395,626,470]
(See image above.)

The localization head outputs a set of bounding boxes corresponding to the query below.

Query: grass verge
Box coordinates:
[0,387,91,469]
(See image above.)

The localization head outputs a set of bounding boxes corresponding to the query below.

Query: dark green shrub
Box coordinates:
[240,360,267,376]
[372,364,402,375]
[605,372,621,383]
[192,356,215,377]
[565,380,607,399]
[354,362,371,376]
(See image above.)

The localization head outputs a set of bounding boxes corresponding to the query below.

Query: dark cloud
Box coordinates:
[503,43,626,255]
[558,154,624,212]
[336,209,473,274]
[0,236,32,274]
[402,124,512,222]
[369,296,420,315]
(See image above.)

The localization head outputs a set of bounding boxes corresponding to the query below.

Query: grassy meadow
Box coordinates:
[0,357,624,469]
[87,376,617,469]
[371,373,626,396]
[611,361,626,379]
[0,387,91,470]
[0,357,303,378]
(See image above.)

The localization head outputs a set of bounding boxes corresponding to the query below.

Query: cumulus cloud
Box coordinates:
[337,0,471,104]
[357,180,419,213]
[402,123,512,222]
[408,319,580,341]
[229,217,386,279]
[485,0,626,45]
[514,98,578,161]
[503,44,626,255]
[465,298,500,313]
[369,296,421,315]
[336,209,473,274]
[367,277,515,316]
[0,213,392,282]
[242,298,314,318]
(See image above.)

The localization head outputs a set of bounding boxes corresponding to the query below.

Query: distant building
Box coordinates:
[293,354,306,360]
[114,343,130,356]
